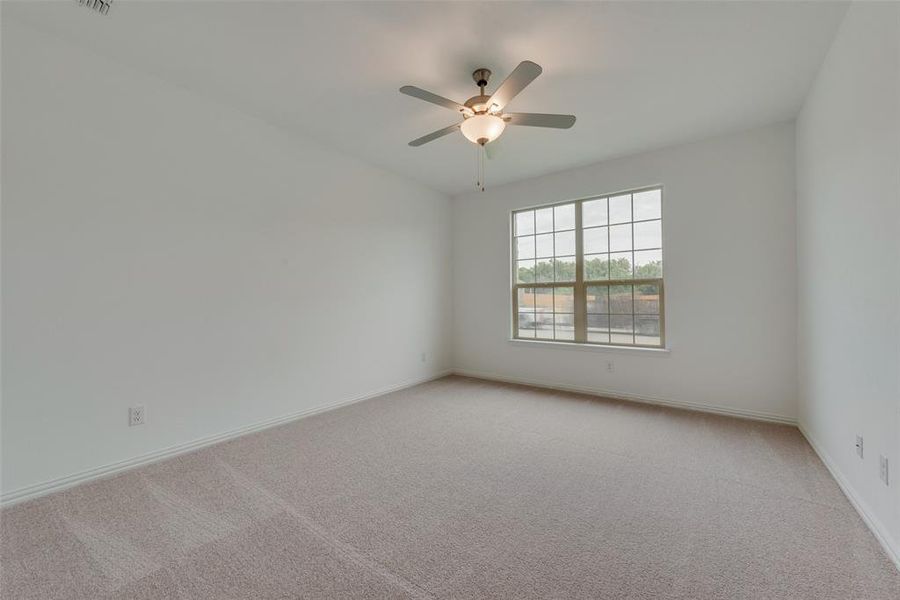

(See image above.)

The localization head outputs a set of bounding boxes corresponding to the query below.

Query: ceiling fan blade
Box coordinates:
[399,86,473,116]
[408,123,460,147]
[487,61,542,111]
[503,112,576,129]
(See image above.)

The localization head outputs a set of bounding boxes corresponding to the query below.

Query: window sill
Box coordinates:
[507,338,671,355]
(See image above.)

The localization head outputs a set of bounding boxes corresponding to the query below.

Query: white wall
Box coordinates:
[0,18,452,499]
[796,2,900,562]
[452,123,797,421]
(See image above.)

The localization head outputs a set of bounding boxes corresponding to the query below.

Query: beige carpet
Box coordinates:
[2,375,899,599]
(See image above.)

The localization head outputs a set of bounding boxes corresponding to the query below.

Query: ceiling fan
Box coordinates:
[400,61,576,149]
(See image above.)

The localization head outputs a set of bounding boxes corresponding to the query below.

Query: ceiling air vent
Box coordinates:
[78,0,112,16]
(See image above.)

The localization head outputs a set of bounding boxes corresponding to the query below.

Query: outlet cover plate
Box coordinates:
[129,405,146,427]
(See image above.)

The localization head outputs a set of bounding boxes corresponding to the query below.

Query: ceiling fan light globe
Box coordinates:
[460,114,506,145]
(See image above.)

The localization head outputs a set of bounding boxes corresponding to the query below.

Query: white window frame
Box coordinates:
[510,186,665,349]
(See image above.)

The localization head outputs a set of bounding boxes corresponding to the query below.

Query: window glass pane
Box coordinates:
[635,315,660,346]
[584,254,609,280]
[609,194,632,224]
[554,313,574,341]
[516,235,535,260]
[535,207,554,234]
[583,198,608,227]
[609,224,632,252]
[633,189,661,221]
[517,288,536,312]
[517,260,536,283]
[554,204,575,231]
[609,285,633,314]
[535,313,554,339]
[587,286,609,313]
[535,233,553,258]
[587,314,609,343]
[515,211,534,236]
[554,287,574,313]
[534,289,554,312]
[535,258,553,283]
[554,230,575,256]
[634,283,660,314]
[583,226,608,254]
[633,220,661,250]
[609,252,633,279]
[634,249,662,278]
[554,256,576,282]
[517,313,536,338]
[610,315,634,344]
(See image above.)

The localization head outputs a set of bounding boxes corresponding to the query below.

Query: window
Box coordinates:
[512,187,664,348]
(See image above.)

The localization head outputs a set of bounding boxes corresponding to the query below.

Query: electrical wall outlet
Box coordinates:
[420,352,427,363]
[606,361,614,373]
[879,455,889,486]
[129,405,146,427]
[855,435,864,459]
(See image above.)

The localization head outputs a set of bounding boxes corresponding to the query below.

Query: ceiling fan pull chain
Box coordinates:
[480,145,486,192]
[477,144,482,191]
[474,143,480,190]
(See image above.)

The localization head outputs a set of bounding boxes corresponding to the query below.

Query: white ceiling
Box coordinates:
[5,1,847,195]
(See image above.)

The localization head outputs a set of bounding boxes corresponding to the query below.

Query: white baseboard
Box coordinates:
[0,370,452,507]
[798,425,900,571]
[452,369,798,425]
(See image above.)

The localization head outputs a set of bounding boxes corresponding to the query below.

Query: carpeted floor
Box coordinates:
[2,375,899,599]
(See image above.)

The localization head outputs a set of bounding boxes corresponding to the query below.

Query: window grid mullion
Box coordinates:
[606,197,611,282]
[631,195,636,345]
[574,201,586,343]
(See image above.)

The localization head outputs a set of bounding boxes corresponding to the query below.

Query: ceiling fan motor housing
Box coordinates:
[464,94,493,114]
